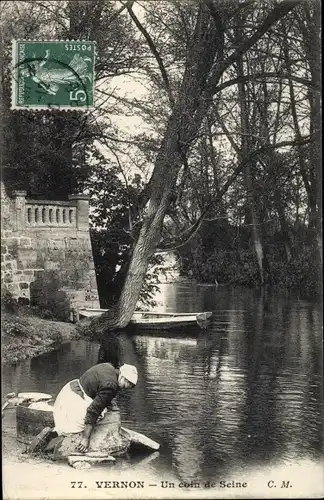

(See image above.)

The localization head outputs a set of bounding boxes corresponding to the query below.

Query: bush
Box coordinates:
[1,316,30,337]
[1,287,19,314]
[192,248,260,287]
[30,271,71,321]
[179,224,321,297]
[47,326,63,344]
[269,245,321,297]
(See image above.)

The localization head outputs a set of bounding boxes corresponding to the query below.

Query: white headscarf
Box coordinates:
[119,364,138,385]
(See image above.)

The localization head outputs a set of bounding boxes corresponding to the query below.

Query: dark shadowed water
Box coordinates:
[2,284,323,482]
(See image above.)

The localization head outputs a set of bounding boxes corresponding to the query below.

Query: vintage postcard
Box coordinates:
[1,1,323,500]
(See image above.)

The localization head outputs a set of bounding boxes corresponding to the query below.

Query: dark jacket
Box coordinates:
[79,363,119,425]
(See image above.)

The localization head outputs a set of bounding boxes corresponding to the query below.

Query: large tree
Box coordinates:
[97,0,306,329]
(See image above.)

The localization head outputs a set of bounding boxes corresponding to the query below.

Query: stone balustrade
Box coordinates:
[11,191,90,231]
[26,201,77,227]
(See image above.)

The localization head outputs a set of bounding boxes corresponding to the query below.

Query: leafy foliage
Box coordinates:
[30,271,71,321]
[86,150,166,308]
[179,219,321,297]
[2,311,68,364]
[1,315,31,338]
[1,286,19,314]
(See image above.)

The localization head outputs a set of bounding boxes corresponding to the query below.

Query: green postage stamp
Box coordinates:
[11,40,96,110]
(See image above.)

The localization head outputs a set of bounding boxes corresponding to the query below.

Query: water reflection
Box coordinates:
[2,285,323,482]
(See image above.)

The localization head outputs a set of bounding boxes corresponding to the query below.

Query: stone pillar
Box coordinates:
[68,194,90,231]
[0,182,13,230]
[12,190,27,231]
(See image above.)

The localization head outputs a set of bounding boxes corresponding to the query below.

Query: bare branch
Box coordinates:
[213,109,240,154]
[224,1,302,69]
[105,2,129,26]
[158,135,313,251]
[202,0,223,26]
[125,1,175,107]
[213,72,317,93]
[205,0,303,95]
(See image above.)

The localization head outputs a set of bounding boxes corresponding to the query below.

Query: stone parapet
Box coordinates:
[1,185,100,314]
[3,191,90,230]
[25,200,77,228]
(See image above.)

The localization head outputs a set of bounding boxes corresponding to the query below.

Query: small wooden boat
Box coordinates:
[78,308,212,330]
[130,311,212,330]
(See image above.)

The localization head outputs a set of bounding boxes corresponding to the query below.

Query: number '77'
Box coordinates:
[71,482,84,488]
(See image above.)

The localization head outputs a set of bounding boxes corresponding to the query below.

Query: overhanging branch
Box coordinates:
[157,135,313,251]
[125,1,175,108]
[205,0,303,96]
[214,72,317,93]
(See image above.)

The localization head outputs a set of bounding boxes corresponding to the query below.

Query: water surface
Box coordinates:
[3,284,323,483]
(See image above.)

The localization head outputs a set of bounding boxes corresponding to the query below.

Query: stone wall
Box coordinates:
[1,183,100,317]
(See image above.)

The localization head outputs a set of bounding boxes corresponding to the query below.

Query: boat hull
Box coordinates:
[78,309,212,330]
[130,312,199,330]
[128,320,199,330]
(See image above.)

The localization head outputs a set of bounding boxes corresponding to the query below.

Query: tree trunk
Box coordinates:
[258,73,292,263]
[236,47,264,285]
[100,116,187,328]
[306,4,322,265]
[97,4,216,328]
[295,2,321,263]
[95,0,302,330]
[273,183,292,262]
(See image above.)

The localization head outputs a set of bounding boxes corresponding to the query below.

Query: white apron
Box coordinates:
[53,379,105,435]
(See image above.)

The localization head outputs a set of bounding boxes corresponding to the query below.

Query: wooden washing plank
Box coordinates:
[121,427,160,450]
[68,455,115,467]
[28,427,54,453]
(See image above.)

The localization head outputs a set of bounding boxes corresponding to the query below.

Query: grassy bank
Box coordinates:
[1,312,78,364]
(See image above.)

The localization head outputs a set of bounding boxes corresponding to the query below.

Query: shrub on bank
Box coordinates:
[2,312,64,342]
[269,245,321,296]
[1,286,19,314]
[181,244,320,297]
[1,316,30,337]
[30,271,71,322]
[192,248,260,287]
[1,285,70,322]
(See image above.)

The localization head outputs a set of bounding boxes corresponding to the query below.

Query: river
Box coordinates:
[2,283,323,487]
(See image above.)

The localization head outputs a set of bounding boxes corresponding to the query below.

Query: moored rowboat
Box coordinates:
[78,309,212,330]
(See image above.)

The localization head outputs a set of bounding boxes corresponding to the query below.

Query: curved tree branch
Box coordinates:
[125,1,175,108]
[205,0,303,95]
[213,72,317,93]
[158,135,314,251]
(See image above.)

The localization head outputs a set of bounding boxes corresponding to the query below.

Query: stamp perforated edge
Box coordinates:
[11,39,97,111]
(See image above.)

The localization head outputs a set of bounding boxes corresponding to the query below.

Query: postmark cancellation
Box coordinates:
[11,40,96,110]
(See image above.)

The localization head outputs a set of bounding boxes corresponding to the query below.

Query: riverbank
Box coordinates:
[1,312,78,364]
